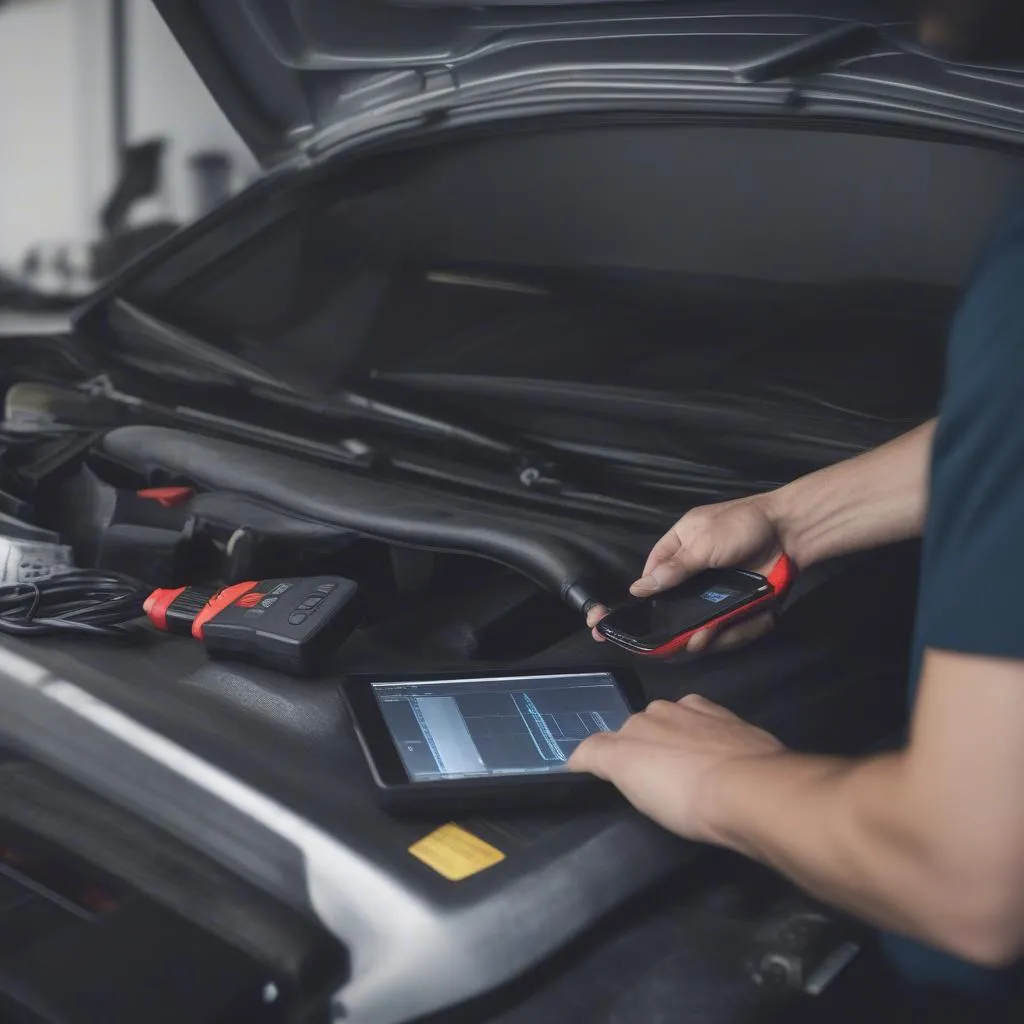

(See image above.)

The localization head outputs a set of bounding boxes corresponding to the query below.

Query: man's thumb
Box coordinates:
[630,555,694,596]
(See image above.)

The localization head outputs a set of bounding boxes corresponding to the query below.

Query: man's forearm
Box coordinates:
[571,652,1024,966]
[765,419,936,568]
[704,747,1006,964]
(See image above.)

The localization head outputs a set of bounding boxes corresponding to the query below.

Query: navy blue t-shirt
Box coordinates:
[886,193,1024,1005]
[916,197,1024,667]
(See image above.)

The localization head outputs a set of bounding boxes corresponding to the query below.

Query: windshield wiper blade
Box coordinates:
[82,375,671,520]
[103,303,698,507]
[734,22,879,84]
[82,376,380,471]
[387,451,669,524]
[104,301,559,483]
[331,389,517,460]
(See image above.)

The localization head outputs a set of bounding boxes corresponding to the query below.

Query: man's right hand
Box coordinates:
[589,420,937,653]
[588,494,788,653]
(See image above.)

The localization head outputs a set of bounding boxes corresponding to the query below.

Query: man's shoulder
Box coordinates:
[979,190,1024,263]
[947,198,1024,379]
[919,194,1024,660]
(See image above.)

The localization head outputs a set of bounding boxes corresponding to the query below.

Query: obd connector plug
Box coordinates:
[146,576,362,676]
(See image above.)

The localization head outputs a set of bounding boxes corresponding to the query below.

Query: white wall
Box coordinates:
[72,0,117,248]
[0,0,257,272]
[123,0,258,224]
[0,0,80,269]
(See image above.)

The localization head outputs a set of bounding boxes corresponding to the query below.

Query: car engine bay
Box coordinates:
[0,115,1019,1023]
[0,414,920,1023]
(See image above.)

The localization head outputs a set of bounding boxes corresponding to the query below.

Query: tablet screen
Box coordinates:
[372,672,632,782]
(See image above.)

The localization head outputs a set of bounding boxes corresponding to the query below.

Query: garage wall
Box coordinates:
[0,0,81,270]
[0,0,257,272]
[117,0,258,225]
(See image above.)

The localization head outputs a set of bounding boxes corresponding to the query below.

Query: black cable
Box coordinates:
[0,570,148,638]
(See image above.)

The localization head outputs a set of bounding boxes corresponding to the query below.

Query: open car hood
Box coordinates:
[151,0,970,166]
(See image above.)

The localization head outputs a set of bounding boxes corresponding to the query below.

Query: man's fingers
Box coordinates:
[643,698,679,718]
[630,549,704,597]
[686,612,776,653]
[710,613,776,650]
[586,604,609,641]
[685,628,714,654]
[677,693,736,719]
[639,531,682,580]
[567,731,620,779]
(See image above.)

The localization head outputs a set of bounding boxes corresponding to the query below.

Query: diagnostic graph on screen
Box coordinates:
[373,673,632,781]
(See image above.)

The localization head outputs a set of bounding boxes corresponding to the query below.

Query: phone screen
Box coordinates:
[372,672,632,782]
[600,570,768,649]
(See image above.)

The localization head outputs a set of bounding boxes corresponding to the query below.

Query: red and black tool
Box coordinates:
[596,554,796,658]
[146,575,362,676]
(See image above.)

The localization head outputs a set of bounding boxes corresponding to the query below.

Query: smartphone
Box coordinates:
[342,667,647,811]
[596,557,794,658]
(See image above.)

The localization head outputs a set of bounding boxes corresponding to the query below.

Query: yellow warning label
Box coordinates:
[408,823,506,881]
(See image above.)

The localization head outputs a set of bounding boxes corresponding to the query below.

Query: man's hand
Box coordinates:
[568,694,786,842]
[589,420,936,652]
[587,495,786,652]
[574,653,1024,967]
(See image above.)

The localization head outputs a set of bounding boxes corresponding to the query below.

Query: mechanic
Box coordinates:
[574,1,1024,1019]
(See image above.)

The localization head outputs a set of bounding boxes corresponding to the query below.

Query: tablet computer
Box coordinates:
[341,667,646,810]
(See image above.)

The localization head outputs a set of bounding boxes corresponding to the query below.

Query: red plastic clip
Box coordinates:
[137,486,195,509]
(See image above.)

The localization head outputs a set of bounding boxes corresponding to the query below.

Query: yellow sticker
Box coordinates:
[408,823,506,881]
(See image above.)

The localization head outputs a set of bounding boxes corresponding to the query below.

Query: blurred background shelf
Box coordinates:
[0,312,72,335]
[0,0,257,298]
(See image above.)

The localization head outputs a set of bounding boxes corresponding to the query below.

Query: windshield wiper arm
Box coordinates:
[247,378,571,491]
[331,389,516,460]
[103,302,672,506]
[335,387,589,492]
[104,301,551,476]
[734,21,878,84]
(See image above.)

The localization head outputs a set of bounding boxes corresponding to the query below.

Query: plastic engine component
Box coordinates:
[102,426,647,612]
[0,535,75,584]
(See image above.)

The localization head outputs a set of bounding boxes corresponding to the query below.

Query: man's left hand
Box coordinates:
[568,694,786,843]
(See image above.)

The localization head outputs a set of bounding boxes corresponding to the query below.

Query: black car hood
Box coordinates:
[152,0,960,166]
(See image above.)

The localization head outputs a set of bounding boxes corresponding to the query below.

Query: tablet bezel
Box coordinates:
[341,666,646,805]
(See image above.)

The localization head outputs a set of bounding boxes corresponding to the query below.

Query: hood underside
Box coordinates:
[152,0,1024,164]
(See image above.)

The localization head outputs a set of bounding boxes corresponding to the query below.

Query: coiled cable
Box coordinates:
[0,570,149,638]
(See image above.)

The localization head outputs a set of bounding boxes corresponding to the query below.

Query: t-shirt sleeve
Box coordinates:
[916,207,1024,660]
